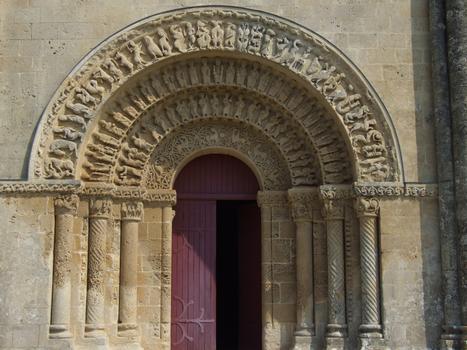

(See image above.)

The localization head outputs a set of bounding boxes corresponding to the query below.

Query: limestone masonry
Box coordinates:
[0,1,465,349]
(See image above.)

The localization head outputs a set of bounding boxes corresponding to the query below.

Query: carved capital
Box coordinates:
[355,197,380,217]
[288,188,318,222]
[257,191,288,208]
[121,201,144,221]
[321,199,345,220]
[54,194,79,215]
[89,198,112,219]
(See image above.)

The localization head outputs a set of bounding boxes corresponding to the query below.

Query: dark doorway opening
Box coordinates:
[217,201,262,350]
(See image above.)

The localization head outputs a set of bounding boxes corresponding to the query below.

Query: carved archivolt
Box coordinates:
[29,6,403,186]
[144,121,292,190]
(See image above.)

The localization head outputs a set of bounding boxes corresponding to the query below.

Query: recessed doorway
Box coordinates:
[171,154,262,349]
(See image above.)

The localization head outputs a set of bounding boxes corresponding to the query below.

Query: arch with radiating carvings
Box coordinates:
[28,6,403,186]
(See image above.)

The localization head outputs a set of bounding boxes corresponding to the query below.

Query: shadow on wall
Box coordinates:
[411,0,443,347]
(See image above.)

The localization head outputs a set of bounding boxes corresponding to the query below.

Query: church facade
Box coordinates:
[0,1,465,349]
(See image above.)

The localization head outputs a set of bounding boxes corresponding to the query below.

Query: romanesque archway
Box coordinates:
[24,6,415,350]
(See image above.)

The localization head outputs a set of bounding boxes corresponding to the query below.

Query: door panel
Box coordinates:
[171,199,216,350]
[237,202,262,350]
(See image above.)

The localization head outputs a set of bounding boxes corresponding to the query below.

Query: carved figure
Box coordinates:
[144,35,164,59]
[127,40,147,67]
[110,111,132,128]
[170,25,187,53]
[237,23,250,51]
[103,58,123,80]
[45,158,74,178]
[131,134,152,153]
[248,25,264,53]
[50,139,78,157]
[115,52,134,72]
[156,28,172,55]
[224,23,236,48]
[66,101,92,118]
[99,120,125,137]
[184,22,197,49]
[93,67,114,84]
[261,29,276,57]
[196,20,211,49]
[211,21,224,48]
[85,79,105,95]
[75,87,99,105]
[58,114,87,129]
[53,126,84,141]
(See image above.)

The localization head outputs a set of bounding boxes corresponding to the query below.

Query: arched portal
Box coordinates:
[172,154,262,349]
[32,6,407,350]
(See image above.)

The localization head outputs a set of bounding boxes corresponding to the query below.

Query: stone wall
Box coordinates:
[0,0,435,183]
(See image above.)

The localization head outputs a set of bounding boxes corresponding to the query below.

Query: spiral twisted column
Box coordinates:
[118,201,143,337]
[288,187,317,349]
[85,198,112,338]
[355,197,383,339]
[50,194,79,339]
[160,205,174,344]
[322,198,347,348]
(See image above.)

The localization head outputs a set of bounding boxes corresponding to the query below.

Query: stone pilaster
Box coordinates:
[355,198,383,343]
[85,198,112,338]
[322,198,347,349]
[160,205,174,344]
[50,194,79,339]
[118,201,143,337]
[257,191,288,348]
[288,187,316,349]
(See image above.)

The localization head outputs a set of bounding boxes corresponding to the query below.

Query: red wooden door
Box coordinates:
[171,200,216,349]
[171,154,260,350]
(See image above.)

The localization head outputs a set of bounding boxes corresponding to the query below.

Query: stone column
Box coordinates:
[85,198,112,338]
[355,198,383,341]
[288,188,315,349]
[160,205,174,343]
[50,194,79,339]
[322,198,347,348]
[118,201,143,336]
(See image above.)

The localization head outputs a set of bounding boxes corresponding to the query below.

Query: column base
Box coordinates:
[49,324,72,339]
[84,324,106,339]
[358,337,388,350]
[326,323,347,338]
[118,323,138,337]
[359,324,383,338]
[441,325,463,349]
[326,336,345,350]
[292,333,313,350]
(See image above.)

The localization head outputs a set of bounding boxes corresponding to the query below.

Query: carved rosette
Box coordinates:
[30,7,401,187]
[354,197,382,338]
[121,201,143,221]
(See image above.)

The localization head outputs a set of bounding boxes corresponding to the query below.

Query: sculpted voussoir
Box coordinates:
[143,121,292,190]
[29,6,402,185]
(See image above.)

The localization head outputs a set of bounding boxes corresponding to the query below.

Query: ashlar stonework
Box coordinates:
[0,3,464,350]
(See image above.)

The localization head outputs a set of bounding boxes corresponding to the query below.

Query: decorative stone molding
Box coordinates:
[144,121,292,190]
[28,6,403,185]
